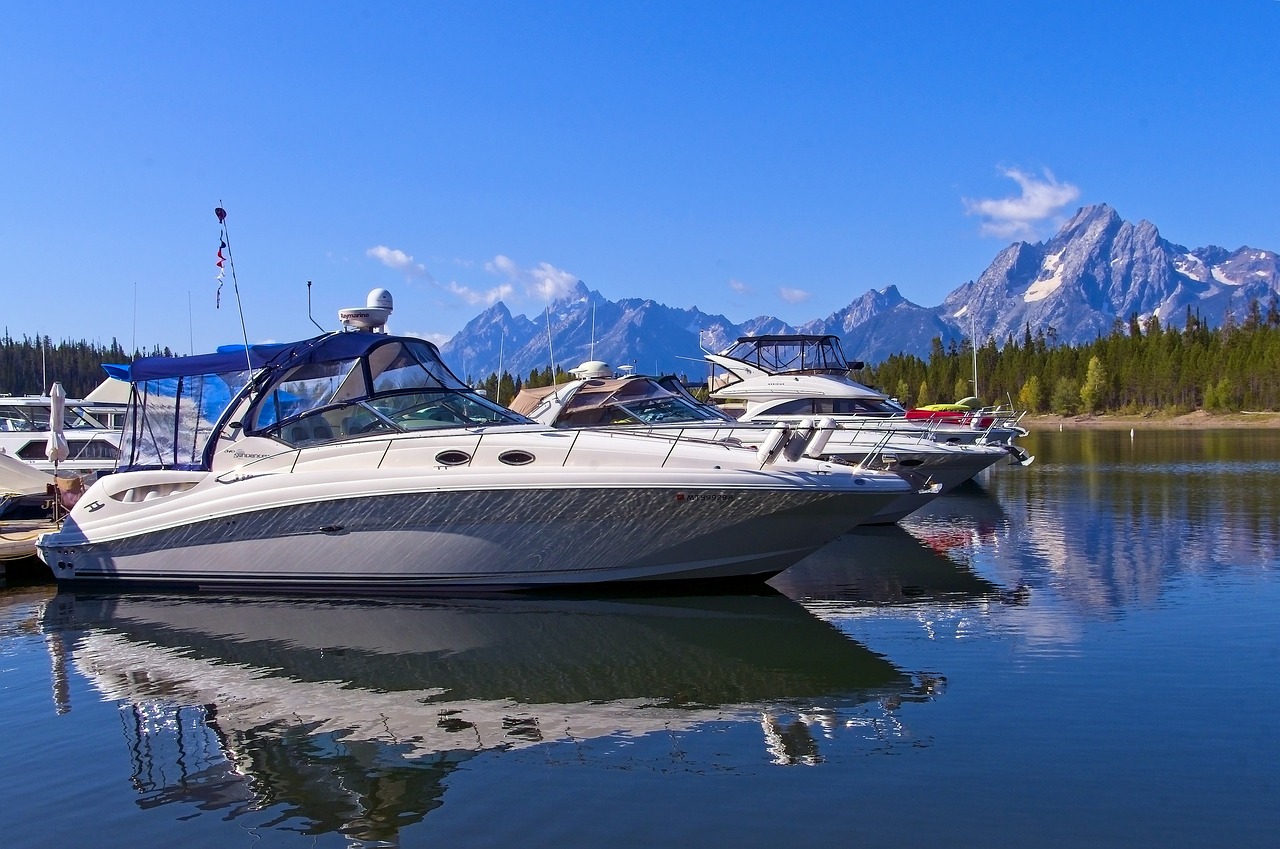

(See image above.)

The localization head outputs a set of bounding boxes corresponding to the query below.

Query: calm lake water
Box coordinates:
[2,429,1277,848]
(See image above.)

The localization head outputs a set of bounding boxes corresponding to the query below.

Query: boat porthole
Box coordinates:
[435,450,472,466]
[498,450,536,466]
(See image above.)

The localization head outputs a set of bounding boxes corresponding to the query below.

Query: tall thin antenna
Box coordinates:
[544,293,558,386]
[496,331,505,405]
[590,301,596,361]
[306,280,325,333]
[971,311,979,399]
[215,204,253,372]
[187,290,194,354]
[132,282,137,359]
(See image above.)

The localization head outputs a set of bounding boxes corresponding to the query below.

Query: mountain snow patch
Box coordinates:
[1024,250,1066,303]
[1211,266,1241,286]
[1174,253,1209,281]
[953,305,969,318]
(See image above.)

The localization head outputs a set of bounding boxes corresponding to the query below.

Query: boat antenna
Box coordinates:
[187,290,194,354]
[590,300,596,361]
[496,331,505,405]
[971,311,979,400]
[306,280,326,333]
[215,204,253,373]
[544,289,559,386]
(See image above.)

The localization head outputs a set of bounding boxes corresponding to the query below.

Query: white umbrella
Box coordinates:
[45,382,70,466]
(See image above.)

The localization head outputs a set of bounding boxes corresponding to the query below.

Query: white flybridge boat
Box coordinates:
[37,291,912,592]
[705,334,1034,466]
[511,364,1008,523]
[0,382,125,477]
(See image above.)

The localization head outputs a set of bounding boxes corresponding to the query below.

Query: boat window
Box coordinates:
[616,397,717,424]
[266,389,528,445]
[120,370,250,470]
[0,407,39,431]
[253,358,362,431]
[767,399,816,416]
[368,340,467,393]
[367,390,526,429]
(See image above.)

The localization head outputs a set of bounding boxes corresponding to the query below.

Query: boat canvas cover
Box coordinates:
[509,384,562,417]
[557,378,677,415]
[510,378,678,419]
[721,335,857,374]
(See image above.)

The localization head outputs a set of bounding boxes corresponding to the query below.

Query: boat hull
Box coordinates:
[39,483,901,592]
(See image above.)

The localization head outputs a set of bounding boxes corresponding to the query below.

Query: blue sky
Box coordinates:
[1,1,1276,357]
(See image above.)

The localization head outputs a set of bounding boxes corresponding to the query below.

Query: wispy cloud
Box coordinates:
[964,167,1080,239]
[366,245,431,279]
[779,286,811,304]
[485,255,580,301]
[444,280,514,306]
[728,278,752,295]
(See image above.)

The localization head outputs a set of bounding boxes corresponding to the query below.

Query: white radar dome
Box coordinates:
[338,288,394,332]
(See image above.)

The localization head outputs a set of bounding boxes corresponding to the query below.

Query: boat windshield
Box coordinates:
[248,337,528,445]
[721,336,854,374]
[0,402,113,432]
[556,394,717,428]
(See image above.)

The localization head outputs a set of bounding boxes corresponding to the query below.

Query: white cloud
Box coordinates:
[445,280,515,306]
[964,167,1080,239]
[728,278,752,295]
[779,286,811,304]
[485,255,580,301]
[367,245,431,279]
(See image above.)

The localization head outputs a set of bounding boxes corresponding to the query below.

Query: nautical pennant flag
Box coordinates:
[216,239,226,307]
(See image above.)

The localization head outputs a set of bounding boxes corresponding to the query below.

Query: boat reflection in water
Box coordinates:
[773,522,1020,607]
[41,589,942,844]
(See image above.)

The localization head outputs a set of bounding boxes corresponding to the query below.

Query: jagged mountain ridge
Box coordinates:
[441,204,1280,379]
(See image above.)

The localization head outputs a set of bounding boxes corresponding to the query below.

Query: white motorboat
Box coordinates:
[706,334,1033,465]
[37,292,911,591]
[512,365,1009,523]
[0,382,125,477]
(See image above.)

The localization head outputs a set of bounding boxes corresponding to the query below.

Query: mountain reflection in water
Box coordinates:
[39,590,942,844]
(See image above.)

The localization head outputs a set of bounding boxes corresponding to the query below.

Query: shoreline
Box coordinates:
[1023,410,1280,430]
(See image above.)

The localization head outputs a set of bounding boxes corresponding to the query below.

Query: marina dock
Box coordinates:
[0,520,56,579]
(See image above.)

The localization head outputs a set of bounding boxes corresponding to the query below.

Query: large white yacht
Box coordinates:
[0,383,125,476]
[705,334,1033,466]
[37,291,911,591]
[512,364,1009,523]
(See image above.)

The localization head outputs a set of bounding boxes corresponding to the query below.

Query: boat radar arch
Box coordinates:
[338,288,394,332]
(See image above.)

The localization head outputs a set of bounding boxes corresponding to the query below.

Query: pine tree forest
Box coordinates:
[864,302,1280,415]
[4,301,1280,414]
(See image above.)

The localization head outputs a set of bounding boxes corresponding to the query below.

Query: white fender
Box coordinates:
[784,417,816,461]
[803,416,837,458]
[756,422,790,465]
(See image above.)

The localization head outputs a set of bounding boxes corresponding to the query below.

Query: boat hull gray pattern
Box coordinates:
[41,485,898,591]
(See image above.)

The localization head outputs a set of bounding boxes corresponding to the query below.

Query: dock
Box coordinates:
[0,520,56,579]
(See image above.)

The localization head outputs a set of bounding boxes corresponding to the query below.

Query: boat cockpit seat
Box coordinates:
[290,426,309,443]
[312,423,333,440]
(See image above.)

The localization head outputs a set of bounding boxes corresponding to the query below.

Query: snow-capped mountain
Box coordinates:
[941,204,1280,343]
[441,204,1280,378]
